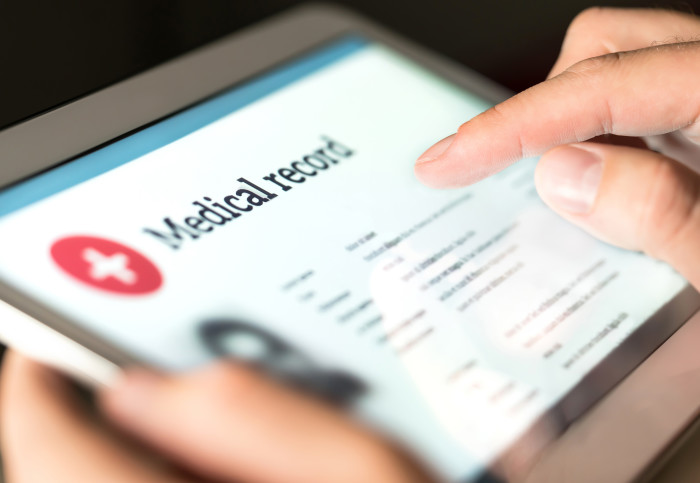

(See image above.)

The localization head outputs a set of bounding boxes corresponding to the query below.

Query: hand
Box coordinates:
[415,7,700,288]
[1,351,432,483]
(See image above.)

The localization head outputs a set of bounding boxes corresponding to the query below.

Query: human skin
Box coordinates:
[415,8,700,289]
[4,7,700,483]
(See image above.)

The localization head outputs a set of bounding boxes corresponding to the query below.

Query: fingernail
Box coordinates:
[539,145,603,214]
[416,133,456,165]
[104,369,163,419]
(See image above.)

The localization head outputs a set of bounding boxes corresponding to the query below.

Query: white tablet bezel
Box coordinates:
[0,4,698,482]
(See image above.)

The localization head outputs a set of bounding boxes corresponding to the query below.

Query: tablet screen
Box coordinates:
[0,36,692,480]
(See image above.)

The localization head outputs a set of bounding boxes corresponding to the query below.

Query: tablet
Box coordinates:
[0,5,698,482]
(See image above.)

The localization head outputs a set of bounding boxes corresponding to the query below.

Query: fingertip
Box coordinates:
[535,144,603,215]
[414,153,496,189]
[414,134,462,188]
[413,159,453,189]
[414,134,487,189]
[414,105,533,188]
[415,133,455,166]
[197,360,261,386]
[99,362,260,432]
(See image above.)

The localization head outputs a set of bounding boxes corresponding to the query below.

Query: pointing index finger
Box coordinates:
[415,43,700,188]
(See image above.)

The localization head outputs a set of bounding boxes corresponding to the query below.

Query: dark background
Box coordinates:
[1,0,699,132]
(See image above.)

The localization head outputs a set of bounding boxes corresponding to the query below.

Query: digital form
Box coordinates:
[0,38,687,480]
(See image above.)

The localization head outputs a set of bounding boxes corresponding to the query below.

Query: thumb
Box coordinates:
[99,363,428,483]
[535,142,700,288]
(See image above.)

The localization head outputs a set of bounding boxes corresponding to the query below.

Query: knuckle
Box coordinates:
[564,51,622,78]
[567,7,611,37]
[470,103,507,131]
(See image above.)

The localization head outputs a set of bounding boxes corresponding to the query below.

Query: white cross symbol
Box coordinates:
[82,248,138,285]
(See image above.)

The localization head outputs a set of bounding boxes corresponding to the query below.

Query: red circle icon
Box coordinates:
[50,236,162,295]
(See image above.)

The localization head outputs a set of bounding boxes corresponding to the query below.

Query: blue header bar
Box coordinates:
[0,36,368,218]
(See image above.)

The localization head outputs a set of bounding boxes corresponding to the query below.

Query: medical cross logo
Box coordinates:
[50,236,162,295]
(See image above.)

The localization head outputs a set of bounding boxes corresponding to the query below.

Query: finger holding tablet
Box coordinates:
[99,362,433,483]
[1,351,433,483]
[415,8,700,287]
